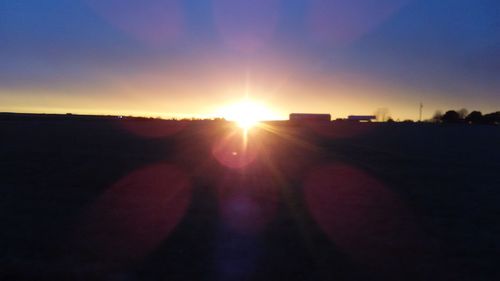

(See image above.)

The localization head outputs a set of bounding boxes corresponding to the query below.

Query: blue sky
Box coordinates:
[1,0,499,119]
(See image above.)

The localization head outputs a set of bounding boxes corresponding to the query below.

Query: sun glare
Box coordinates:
[218,100,276,130]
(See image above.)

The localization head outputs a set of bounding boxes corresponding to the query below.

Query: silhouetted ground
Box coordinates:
[0,117,499,280]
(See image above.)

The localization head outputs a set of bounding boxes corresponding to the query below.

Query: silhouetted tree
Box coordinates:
[457,108,469,119]
[465,111,483,124]
[387,118,395,123]
[431,110,443,123]
[483,111,500,125]
[441,110,461,123]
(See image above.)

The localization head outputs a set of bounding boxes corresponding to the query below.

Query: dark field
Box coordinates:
[1,118,499,280]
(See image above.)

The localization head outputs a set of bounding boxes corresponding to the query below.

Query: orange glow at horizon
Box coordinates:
[1,62,497,122]
[216,99,280,129]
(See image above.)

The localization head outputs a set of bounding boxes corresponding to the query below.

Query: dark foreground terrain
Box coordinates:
[1,116,499,280]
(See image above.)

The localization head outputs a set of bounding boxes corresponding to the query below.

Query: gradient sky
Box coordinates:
[1,0,499,120]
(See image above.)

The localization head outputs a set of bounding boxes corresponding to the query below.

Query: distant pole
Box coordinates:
[419,102,423,122]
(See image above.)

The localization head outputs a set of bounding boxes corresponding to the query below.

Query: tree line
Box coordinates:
[431,109,500,124]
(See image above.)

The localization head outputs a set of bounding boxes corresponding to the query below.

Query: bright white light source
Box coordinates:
[218,99,276,130]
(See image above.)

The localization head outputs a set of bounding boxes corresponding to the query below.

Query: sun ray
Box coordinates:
[217,99,277,130]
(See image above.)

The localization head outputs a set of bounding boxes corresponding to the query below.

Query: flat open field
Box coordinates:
[1,118,499,280]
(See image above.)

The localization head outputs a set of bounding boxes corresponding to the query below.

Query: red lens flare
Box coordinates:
[308,0,409,47]
[304,164,431,272]
[213,0,280,53]
[212,130,260,169]
[74,164,191,266]
[86,0,185,47]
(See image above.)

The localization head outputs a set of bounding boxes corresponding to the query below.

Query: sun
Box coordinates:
[218,99,277,130]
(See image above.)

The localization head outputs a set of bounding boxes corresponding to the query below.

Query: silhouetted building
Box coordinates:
[347,115,376,122]
[290,113,331,122]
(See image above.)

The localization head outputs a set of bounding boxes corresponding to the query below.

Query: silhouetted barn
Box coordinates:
[289,113,331,122]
